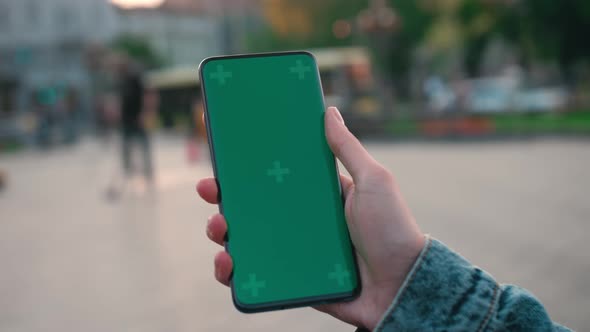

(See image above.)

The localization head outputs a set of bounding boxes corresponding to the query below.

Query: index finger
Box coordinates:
[340,174,353,197]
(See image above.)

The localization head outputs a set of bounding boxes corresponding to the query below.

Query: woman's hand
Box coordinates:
[196,107,425,330]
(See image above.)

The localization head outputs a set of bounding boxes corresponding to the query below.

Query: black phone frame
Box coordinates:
[198,50,361,313]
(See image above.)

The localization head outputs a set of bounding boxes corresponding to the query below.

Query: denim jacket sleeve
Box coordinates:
[359,237,571,332]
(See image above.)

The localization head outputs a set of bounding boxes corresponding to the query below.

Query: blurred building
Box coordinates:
[0,0,119,121]
[195,0,265,54]
[0,0,226,142]
[115,2,222,66]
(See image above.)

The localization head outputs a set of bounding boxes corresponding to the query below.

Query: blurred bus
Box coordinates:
[145,47,387,136]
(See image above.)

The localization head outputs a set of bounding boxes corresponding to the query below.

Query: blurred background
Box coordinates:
[0,0,589,331]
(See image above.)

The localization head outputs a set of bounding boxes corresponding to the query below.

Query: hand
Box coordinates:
[196,107,425,330]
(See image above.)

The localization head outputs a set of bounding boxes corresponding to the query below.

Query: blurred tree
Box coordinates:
[252,0,436,99]
[111,35,164,69]
[381,0,436,98]
[523,0,590,79]
[252,0,367,50]
[458,0,590,78]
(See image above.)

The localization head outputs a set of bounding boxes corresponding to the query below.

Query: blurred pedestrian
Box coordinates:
[0,168,6,191]
[186,98,205,164]
[118,57,153,184]
[92,52,121,141]
[60,88,80,144]
[33,88,53,148]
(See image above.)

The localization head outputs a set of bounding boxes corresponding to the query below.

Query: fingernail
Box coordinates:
[330,107,345,125]
[206,217,213,238]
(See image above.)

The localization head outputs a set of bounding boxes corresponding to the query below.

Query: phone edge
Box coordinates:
[197,50,361,313]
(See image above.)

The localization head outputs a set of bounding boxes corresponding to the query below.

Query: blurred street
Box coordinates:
[0,136,588,331]
[1,0,589,330]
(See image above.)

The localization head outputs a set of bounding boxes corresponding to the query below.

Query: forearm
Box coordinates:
[362,237,570,332]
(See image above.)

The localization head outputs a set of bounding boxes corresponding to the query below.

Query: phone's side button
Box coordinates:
[215,177,226,243]
[215,178,222,203]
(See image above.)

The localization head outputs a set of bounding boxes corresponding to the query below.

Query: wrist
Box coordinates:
[364,234,428,331]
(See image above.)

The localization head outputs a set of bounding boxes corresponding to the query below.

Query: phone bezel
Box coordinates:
[198,50,361,313]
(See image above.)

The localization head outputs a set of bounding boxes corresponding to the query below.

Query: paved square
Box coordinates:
[0,137,588,331]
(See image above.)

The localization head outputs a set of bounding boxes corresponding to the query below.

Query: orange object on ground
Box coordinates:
[420,117,495,137]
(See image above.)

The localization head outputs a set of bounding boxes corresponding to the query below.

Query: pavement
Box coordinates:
[0,135,588,331]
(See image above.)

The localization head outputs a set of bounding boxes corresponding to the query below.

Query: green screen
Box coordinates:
[200,52,358,310]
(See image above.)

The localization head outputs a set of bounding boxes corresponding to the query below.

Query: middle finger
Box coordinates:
[207,213,228,246]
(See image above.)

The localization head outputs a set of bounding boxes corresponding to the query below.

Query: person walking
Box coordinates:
[119,58,153,184]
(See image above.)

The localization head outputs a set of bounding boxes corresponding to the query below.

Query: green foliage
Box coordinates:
[248,0,435,99]
[458,0,590,76]
[382,0,436,81]
[525,0,590,71]
[248,0,367,51]
[302,0,367,48]
[111,35,164,69]
[251,0,589,83]
[491,111,590,134]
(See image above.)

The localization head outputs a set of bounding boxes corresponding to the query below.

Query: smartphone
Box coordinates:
[199,51,360,313]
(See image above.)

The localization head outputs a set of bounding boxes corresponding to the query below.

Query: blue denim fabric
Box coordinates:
[358,237,572,332]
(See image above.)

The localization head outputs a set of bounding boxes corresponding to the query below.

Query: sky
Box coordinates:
[110,0,165,8]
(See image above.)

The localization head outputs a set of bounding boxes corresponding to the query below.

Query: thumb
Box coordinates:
[325,107,376,180]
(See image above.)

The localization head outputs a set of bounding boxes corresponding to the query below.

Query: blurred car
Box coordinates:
[467,77,519,113]
[513,87,568,112]
[146,47,387,136]
[464,77,567,113]
[314,47,387,135]
[423,76,456,113]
